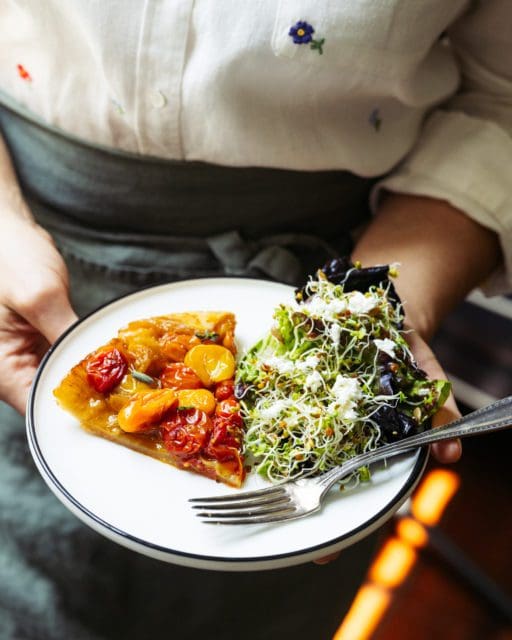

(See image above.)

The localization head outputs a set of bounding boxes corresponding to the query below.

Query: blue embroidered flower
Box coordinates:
[289,21,315,45]
[289,21,325,55]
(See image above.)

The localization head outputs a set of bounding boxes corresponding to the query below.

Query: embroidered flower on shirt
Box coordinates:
[289,21,314,44]
[369,108,382,132]
[17,64,32,82]
[288,21,325,55]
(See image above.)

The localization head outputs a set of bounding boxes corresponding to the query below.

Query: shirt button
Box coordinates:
[150,90,167,109]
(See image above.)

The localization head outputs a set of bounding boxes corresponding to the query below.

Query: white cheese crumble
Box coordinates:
[304,295,347,321]
[262,355,295,374]
[305,370,323,393]
[374,338,397,358]
[347,291,379,314]
[296,355,320,371]
[328,375,361,420]
[258,400,289,419]
[328,322,341,345]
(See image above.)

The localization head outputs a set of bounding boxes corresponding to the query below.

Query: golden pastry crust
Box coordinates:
[54,311,245,487]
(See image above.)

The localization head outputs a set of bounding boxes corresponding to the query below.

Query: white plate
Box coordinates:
[27,277,427,571]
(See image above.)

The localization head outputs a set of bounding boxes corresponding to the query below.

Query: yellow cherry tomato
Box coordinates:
[118,388,177,432]
[177,388,216,415]
[184,344,235,386]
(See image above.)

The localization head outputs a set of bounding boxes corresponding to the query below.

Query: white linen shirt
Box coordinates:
[1,0,512,291]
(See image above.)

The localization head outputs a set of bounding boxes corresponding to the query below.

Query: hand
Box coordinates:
[0,217,77,414]
[404,328,462,464]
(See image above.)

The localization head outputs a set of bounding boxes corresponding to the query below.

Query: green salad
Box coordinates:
[236,260,450,484]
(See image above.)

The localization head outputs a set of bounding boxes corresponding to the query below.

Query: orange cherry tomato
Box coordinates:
[159,363,203,390]
[177,389,216,415]
[183,344,235,386]
[161,333,200,362]
[118,389,178,433]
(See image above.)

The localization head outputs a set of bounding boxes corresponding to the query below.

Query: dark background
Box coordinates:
[369,293,512,640]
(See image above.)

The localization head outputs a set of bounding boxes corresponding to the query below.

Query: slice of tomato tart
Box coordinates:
[53,311,245,487]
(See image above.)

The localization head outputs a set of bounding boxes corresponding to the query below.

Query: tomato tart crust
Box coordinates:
[53,311,245,487]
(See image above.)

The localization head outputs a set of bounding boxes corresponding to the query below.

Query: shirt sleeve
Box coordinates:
[372,0,512,295]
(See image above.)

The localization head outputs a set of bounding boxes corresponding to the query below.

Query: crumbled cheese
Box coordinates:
[328,322,341,345]
[328,375,361,420]
[305,295,347,321]
[374,338,397,358]
[296,355,320,371]
[258,400,289,419]
[305,370,323,393]
[347,291,379,314]
[262,355,295,374]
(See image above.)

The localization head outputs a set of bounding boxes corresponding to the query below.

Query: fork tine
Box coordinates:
[197,504,295,520]
[188,485,286,504]
[191,494,291,511]
[201,511,300,525]
[198,503,297,523]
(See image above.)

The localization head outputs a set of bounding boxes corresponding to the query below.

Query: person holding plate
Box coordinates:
[0,2,509,639]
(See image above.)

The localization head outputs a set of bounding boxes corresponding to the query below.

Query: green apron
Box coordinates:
[0,99,380,640]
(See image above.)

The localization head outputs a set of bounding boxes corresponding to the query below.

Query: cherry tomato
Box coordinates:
[86,348,128,393]
[205,416,243,462]
[183,344,235,386]
[161,408,212,458]
[159,363,203,390]
[214,379,235,401]
[161,333,200,362]
[215,397,243,427]
[118,389,178,433]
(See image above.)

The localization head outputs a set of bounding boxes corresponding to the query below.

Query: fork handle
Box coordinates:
[319,395,512,492]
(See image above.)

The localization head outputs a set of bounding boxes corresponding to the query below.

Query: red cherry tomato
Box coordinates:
[215,397,243,427]
[214,379,235,401]
[86,348,128,393]
[159,363,203,390]
[161,408,212,458]
[205,416,243,462]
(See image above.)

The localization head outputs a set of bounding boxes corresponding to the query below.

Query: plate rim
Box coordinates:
[26,277,428,569]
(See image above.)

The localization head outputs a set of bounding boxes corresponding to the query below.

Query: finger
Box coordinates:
[404,329,462,463]
[8,379,32,416]
[0,349,39,416]
[430,397,462,463]
[431,440,462,464]
[33,289,78,344]
[11,282,78,345]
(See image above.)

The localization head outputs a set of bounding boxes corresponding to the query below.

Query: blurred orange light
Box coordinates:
[411,469,460,526]
[396,516,429,548]
[333,468,461,639]
[368,537,417,589]
[333,584,391,640]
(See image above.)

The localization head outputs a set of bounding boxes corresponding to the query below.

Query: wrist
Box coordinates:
[352,193,501,340]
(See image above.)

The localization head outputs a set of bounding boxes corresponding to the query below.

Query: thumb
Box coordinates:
[18,282,78,344]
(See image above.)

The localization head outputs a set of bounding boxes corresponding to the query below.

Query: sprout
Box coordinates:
[237,276,450,484]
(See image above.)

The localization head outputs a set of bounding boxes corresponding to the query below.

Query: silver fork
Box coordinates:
[190,396,512,525]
